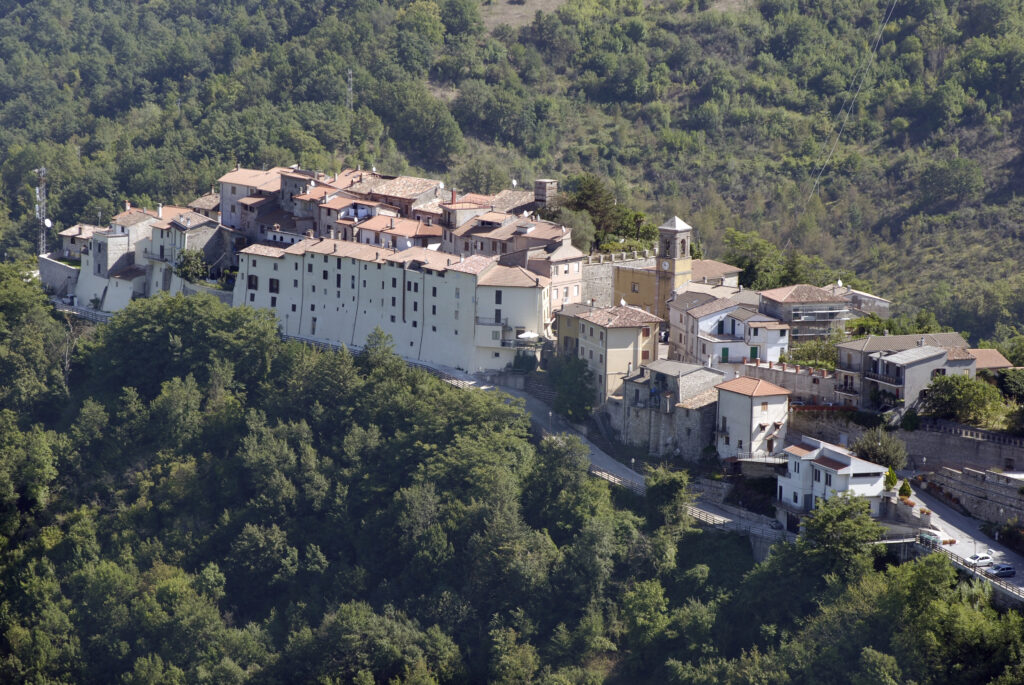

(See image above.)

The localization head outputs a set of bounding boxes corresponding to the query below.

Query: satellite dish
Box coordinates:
[371,166,376,173]
[439,181,444,189]
[511,178,517,188]
[620,298,626,306]
[837,278,843,288]
[44,218,52,228]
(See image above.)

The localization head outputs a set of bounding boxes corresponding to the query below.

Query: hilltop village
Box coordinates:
[38,165,1024,537]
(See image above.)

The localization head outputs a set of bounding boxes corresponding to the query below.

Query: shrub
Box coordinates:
[898,479,912,498]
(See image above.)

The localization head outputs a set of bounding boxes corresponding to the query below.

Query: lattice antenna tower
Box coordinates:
[34,167,50,255]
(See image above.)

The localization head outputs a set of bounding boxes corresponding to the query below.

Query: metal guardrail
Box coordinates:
[50,300,113,323]
[588,466,645,495]
[917,537,1024,601]
[686,504,797,544]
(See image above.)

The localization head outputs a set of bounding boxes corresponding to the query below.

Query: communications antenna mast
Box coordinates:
[34,167,50,255]
[347,69,354,110]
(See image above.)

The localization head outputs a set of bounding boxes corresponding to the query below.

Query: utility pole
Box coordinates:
[34,167,49,255]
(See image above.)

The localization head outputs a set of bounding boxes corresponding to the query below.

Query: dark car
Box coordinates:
[984,564,1016,578]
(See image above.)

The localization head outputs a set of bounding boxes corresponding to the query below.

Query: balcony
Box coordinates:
[864,370,903,386]
[835,385,859,396]
[475,316,510,329]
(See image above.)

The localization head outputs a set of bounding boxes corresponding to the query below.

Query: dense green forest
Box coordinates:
[3,264,1024,683]
[2,0,1024,341]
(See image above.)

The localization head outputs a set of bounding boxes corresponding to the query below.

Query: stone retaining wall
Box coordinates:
[928,466,1024,526]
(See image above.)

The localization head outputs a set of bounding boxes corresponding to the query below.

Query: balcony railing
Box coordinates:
[864,370,903,386]
[475,316,509,327]
[835,385,859,396]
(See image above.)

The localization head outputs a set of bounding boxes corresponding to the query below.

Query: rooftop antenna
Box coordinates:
[34,167,48,255]
[347,68,354,111]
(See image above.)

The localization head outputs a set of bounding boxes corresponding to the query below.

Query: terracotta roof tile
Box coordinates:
[577,305,663,328]
[969,348,1012,369]
[759,284,849,304]
[715,376,791,396]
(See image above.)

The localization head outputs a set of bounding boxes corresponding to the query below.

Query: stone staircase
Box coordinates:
[524,372,558,405]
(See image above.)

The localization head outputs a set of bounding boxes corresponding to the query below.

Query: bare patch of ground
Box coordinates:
[480,0,568,31]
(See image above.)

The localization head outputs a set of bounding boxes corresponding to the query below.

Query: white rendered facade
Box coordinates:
[233,240,550,372]
[715,377,790,460]
[776,438,887,522]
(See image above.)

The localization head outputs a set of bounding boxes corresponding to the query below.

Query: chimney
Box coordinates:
[125,200,131,212]
[306,229,314,237]
[390,217,394,228]
[451,189,456,204]
[157,203,163,219]
[329,228,336,239]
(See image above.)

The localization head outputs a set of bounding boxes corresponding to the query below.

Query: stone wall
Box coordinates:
[37,254,80,298]
[613,399,715,460]
[791,411,1024,474]
[928,466,1024,526]
[729,361,836,404]
[580,251,655,307]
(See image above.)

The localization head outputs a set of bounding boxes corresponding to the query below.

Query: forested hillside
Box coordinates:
[2,265,1024,683]
[2,0,1024,338]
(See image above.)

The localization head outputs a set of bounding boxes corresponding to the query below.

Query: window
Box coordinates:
[269,278,279,293]
[412,301,418,312]
[391,297,396,307]
[793,492,798,504]
[589,327,594,336]
[580,323,585,333]
[251,259,256,267]
[598,374,603,385]
[573,285,579,296]
[553,288,559,300]
[431,305,436,315]
[495,309,501,322]
[270,296,276,307]
[307,263,312,273]
[825,473,832,487]
[563,286,569,299]
[431,286,436,297]
[390,315,395,322]
[273,263,278,271]
[310,304,315,312]
[323,270,328,280]
[794,462,800,473]
[599,354,603,362]
[336,274,341,287]
[291,304,296,312]
[295,263,299,271]
[641,326,651,338]
[814,469,821,482]
[631,282,639,293]
[738,440,743,450]
[310,317,317,335]
[247,275,258,290]
[724,436,730,445]
[761,401,768,412]
[248,292,254,302]
[495,290,502,305]
[642,350,650,360]
[454,310,459,320]
[392,277,397,288]
[455,287,460,299]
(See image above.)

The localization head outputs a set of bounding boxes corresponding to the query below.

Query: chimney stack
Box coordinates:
[125,200,131,212]
[157,203,163,219]
[451,188,456,204]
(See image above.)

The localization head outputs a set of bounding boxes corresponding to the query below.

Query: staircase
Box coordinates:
[524,372,558,405]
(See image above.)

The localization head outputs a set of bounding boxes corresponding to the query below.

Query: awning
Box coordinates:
[518,331,539,340]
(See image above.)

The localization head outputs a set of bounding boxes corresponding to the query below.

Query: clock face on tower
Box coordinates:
[661,261,670,270]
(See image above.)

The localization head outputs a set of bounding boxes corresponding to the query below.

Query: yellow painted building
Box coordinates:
[613,216,693,321]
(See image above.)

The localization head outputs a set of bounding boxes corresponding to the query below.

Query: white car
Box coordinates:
[966,553,994,568]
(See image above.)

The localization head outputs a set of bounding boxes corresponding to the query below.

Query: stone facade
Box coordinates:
[580,251,655,307]
[928,467,1024,527]
[37,254,80,299]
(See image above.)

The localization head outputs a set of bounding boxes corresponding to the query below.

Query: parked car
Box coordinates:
[966,553,994,568]
[985,564,1016,578]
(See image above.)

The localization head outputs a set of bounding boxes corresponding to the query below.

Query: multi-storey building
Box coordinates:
[232,240,550,373]
[675,296,788,367]
[758,284,851,341]
[834,333,975,410]
[776,438,887,531]
[714,376,789,461]
[499,241,585,310]
[554,304,662,403]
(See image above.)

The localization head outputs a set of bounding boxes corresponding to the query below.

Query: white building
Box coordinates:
[775,437,887,530]
[678,297,788,367]
[715,376,790,460]
[232,240,550,373]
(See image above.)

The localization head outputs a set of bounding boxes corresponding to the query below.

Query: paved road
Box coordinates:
[913,485,1024,588]
[490,384,648,492]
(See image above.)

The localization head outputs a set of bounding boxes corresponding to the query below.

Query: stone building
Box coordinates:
[610,360,724,459]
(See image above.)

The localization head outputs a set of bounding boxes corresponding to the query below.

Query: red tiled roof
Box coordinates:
[715,376,791,397]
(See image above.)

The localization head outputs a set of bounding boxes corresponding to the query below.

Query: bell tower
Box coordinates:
[656,216,693,292]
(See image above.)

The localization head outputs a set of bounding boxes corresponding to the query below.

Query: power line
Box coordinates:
[795,0,900,231]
